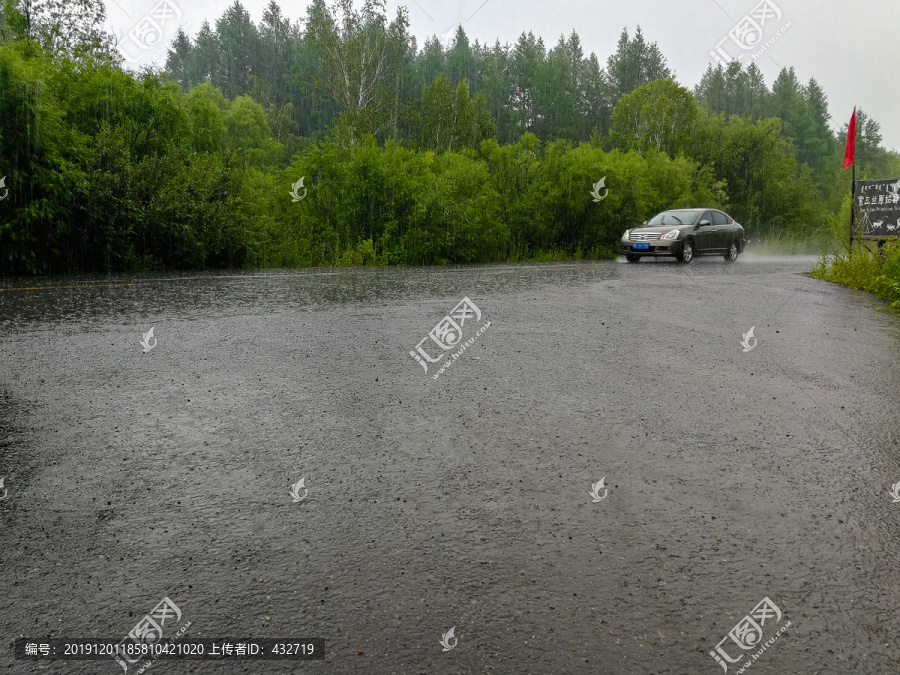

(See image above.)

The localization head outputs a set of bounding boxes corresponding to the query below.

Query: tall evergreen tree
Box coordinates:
[192,21,220,85]
[848,109,892,178]
[580,52,610,137]
[769,67,805,135]
[415,35,447,92]
[605,26,672,104]
[798,77,833,173]
[215,1,260,100]
[165,28,194,91]
[534,35,578,140]
[479,40,512,143]
[257,1,299,106]
[445,26,478,88]
[508,31,545,134]
[694,64,727,113]
[745,63,769,121]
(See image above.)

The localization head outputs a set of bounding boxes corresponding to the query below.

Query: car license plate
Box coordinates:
[632,243,650,250]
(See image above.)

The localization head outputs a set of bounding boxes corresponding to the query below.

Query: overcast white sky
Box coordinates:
[104,0,900,151]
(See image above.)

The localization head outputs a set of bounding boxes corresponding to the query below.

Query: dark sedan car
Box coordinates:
[620,208,747,263]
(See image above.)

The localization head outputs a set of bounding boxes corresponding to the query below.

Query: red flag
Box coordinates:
[844,108,856,169]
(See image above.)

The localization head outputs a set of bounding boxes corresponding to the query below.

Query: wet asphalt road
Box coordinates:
[2,255,900,675]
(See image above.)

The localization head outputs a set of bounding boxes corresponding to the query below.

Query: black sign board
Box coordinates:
[855,177,900,238]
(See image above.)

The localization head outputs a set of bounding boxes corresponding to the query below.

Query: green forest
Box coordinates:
[0,0,898,274]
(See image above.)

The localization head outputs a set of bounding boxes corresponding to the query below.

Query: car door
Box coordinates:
[720,211,741,251]
[712,210,730,252]
[693,211,716,254]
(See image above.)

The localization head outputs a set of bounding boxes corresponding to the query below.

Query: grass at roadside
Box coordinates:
[331,238,618,266]
[811,239,900,311]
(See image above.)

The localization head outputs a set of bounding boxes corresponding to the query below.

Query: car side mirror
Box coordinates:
[642,221,648,225]
[699,219,711,227]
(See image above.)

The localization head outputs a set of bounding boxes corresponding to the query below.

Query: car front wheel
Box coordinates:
[625,254,641,263]
[724,241,738,262]
[677,239,694,264]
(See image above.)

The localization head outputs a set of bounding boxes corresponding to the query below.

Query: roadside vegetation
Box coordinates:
[0,0,897,274]
[812,242,900,312]
[810,172,900,313]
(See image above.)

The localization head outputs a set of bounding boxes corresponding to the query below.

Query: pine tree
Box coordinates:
[479,40,512,143]
[798,77,833,172]
[745,63,769,121]
[190,21,220,84]
[534,35,578,140]
[509,31,545,134]
[694,64,726,113]
[258,1,298,106]
[215,1,260,100]
[166,28,195,91]
[605,26,672,104]
[580,52,610,137]
[445,26,478,88]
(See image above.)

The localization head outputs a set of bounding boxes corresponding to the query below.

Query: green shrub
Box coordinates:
[812,240,900,311]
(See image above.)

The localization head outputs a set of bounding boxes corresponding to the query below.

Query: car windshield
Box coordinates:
[646,211,699,226]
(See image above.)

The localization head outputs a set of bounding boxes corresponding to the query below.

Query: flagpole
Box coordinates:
[846,106,857,250]
[850,162,855,249]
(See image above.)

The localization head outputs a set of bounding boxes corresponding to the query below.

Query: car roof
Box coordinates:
[662,208,707,212]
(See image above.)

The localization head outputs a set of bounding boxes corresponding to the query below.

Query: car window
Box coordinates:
[712,211,728,225]
[700,211,713,224]
[647,211,700,226]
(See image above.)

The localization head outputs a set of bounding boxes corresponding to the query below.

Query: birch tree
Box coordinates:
[3,0,110,56]
[305,0,410,141]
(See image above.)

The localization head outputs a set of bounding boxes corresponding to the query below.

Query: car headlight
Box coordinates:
[661,229,680,240]
[622,230,631,241]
